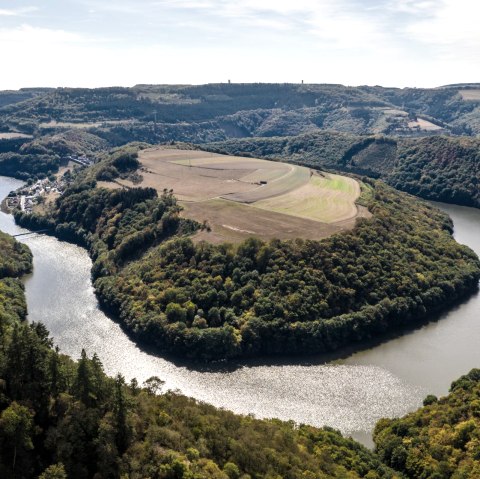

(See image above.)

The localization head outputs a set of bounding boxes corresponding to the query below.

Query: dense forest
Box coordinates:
[15,148,480,361]
[206,133,480,208]
[0,231,32,334]
[0,226,402,478]
[7,200,480,476]
[374,369,480,479]
[92,182,480,361]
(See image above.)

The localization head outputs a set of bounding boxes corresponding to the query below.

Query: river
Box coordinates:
[0,176,479,448]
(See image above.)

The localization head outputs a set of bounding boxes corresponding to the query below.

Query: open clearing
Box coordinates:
[407,118,443,131]
[113,147,370,243]
[0,132,33,140]
[459,89,480,101]
[39,120,134,130]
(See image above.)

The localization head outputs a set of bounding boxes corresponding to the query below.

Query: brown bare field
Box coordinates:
[33,191,60,215]
[182,199,349,244]
[105,147,369,243]
[407,118,443,131]
[459,89,480,101]
[39,120,134,130]
[136,148,296,202]
[0,132,33,140]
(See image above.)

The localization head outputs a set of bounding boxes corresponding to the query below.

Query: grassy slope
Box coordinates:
[253,173,360,223]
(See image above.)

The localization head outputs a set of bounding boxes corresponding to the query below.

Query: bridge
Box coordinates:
[12,229,51,238]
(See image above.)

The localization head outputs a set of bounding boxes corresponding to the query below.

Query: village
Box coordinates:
[4,175,70,213]
[3,154,97,213]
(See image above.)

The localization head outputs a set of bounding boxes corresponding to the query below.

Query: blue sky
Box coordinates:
[0,0,479,89]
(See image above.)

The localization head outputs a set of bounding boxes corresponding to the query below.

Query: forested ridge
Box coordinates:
[2,83,480,137]
[0,222,402,478]
[15,149,480,361]
[0,130,109,180]
[92,182,480,360]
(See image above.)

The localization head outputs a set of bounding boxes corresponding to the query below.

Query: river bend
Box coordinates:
[1,176,478,447]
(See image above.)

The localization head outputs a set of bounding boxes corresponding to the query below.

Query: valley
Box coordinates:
[0,82,479,478]
[2,0,480,472]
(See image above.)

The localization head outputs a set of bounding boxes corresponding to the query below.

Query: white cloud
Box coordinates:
[156,0,393,49]
[386,0,438,14]
[0,6,38,16]
[405,0,480,47]
[1,1,480,88]
[0,24,86,44]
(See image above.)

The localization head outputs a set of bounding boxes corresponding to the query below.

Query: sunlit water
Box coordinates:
[1,176,479,447]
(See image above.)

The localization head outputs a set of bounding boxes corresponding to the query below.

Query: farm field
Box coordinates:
[254,172,360,223]
[118,147,369,243]
[407,118,443,131]
[0,132,33,139]
[133,148,296,202]
[181,199,352,243]
[459,89,480,101]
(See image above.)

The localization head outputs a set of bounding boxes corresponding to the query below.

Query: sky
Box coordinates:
[0,0,479,89]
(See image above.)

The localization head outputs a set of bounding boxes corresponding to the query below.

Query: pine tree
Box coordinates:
[113,374,130,454]
[74,349,94,407]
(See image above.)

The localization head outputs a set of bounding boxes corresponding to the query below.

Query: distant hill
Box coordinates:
[2,83,480,142]
[0,130,109,179]
[0,88,53,109]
